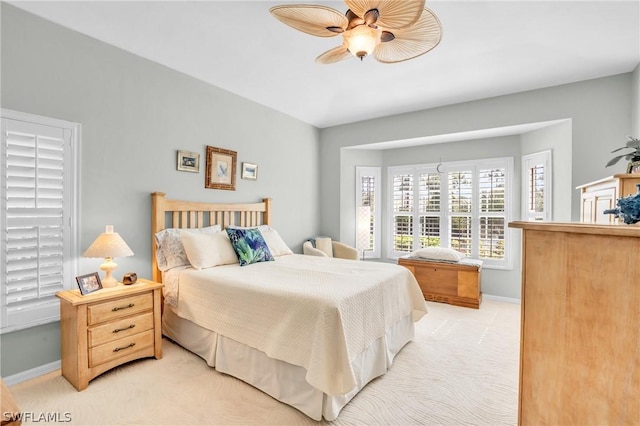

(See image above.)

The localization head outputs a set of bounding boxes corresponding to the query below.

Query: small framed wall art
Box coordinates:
[205,145,237,190]
[177,150,200,173]
[241,162,258,180]
[76,272,102,295]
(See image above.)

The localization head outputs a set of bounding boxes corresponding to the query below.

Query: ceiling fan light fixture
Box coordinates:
[343,24,381,60]
[271,1,442,65]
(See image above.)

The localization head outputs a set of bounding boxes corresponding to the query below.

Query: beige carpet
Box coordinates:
[9,299,520,425]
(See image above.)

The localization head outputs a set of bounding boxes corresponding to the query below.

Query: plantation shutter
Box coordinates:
[1,112,78,333]
[389,158,512,268]
[355,166,381,258]
[523,151,552,222]
[478,168,506,259]
[448,170,473,255]
[391,172,414,254]
[418,172,441,248]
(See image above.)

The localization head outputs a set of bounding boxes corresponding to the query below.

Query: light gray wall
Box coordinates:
[339,125,573,299]
[0,4,320,377]
[633,64,640,136]
[320,72,634,301]
[320,74,633,235]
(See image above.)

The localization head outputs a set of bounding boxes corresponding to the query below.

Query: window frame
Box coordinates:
[522,150,552,222]
[1,109,80,334]
[387,157,514,269]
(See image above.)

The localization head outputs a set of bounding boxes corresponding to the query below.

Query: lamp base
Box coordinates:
[101,274,119,288]
[100,258,120,288]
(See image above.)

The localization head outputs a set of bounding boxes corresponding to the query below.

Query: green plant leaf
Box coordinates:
[606,155,627,167]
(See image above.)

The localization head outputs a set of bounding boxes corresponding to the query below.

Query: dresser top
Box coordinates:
[509,221,640,237]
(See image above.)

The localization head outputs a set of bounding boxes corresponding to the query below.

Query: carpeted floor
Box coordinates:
[9,299,520,425]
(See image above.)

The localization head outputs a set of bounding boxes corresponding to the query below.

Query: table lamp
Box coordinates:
[82,225,134,288]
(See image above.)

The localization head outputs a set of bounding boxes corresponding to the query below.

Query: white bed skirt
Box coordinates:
[162,306,415,421]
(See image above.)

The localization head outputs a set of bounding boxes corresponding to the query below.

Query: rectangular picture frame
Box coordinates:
[205,146,237,190]
[76,272,102,295]
[177,150,200,173]
[241,162,258,180]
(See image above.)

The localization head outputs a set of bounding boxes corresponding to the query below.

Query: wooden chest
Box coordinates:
[398,257,482,309]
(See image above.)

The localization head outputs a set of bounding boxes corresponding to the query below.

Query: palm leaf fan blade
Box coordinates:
[374,7,442,63]
[269,5,348,37]
[316,45,352,64]
[345,0,426,29]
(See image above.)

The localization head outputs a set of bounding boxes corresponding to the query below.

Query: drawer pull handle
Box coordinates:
[113,324,135,333]
[112,303,134,312]
[113,342,136,352]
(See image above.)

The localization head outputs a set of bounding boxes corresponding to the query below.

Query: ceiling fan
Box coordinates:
[269,0,442,64]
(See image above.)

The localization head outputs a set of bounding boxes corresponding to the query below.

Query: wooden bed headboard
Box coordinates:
[151,192,272,283]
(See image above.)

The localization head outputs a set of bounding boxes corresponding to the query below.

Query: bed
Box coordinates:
[151,192,427,420]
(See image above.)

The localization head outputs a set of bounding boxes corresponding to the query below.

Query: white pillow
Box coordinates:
[154,225,221,271]
[414,247,466,262]
[180,231,239,270]
[260,227,293,257]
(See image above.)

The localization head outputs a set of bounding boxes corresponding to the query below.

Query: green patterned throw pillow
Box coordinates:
[226,227,274,266]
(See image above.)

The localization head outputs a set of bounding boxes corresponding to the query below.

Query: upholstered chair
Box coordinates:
[302,237,359,260]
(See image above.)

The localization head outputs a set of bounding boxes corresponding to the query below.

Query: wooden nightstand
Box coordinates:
[56,279,163,391]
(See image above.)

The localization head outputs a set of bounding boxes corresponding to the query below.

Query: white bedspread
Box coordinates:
[172,254,427,396]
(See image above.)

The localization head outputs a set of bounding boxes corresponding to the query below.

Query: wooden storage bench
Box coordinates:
[398,257,482,309]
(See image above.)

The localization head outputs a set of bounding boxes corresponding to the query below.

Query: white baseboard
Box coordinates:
[3,360,61,386]
[483,294,521,304]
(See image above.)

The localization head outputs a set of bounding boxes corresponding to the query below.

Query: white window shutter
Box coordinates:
[1,111,79,333]
[355,167,381,258]
[388,158,513,269]
[522,150,552,222]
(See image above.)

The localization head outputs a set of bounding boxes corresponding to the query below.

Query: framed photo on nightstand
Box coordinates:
[76,272,102,295]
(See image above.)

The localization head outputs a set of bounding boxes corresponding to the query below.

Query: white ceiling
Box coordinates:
[8,0,640,129]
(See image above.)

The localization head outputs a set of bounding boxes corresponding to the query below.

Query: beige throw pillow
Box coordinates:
[315,237,333,257]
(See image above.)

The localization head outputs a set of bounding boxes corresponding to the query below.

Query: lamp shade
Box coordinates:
[83,226,133,288]
[83,226,134,258]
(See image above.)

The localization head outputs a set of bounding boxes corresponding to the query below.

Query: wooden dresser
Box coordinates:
[576,173,640,223]
[509,221,639,425]
[56,279,163,391]
[397,257,482,309]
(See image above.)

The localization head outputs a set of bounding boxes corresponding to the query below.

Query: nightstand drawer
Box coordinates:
[87,293,153,325]
[88,311,154,347]
[89,329,154,367]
